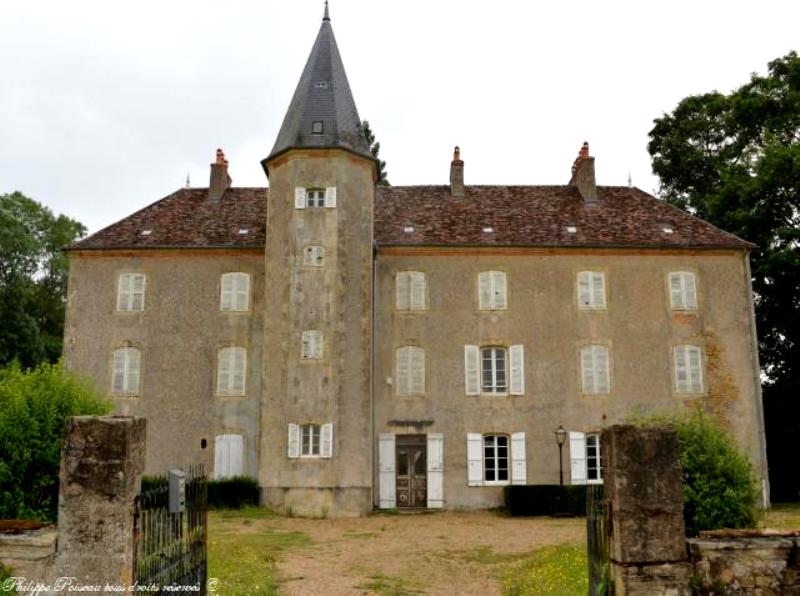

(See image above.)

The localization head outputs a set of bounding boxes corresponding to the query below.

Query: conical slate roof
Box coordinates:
[265,6,372,164]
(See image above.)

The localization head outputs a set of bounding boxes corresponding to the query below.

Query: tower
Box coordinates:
[259,5,377,516]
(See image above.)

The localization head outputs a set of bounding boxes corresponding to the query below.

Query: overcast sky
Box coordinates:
[2,1,798,235]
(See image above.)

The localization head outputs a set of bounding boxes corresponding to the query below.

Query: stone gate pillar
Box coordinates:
[602,425,691,595]
[53,416,146,593]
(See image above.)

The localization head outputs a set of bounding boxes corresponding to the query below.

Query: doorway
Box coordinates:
[396,434,427,508]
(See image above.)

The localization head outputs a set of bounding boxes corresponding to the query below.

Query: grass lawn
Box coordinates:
[763,502,800,529]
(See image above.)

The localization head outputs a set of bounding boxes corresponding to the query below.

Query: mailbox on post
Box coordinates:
[168,469,186,514]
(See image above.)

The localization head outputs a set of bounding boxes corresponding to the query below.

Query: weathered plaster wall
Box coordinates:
[374,248,764,509]
[63,250,264,477]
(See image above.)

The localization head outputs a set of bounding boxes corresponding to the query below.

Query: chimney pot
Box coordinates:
[450,145,465,197]
[209,148,232,201]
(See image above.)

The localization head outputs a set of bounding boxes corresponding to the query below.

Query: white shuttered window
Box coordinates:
[214,434,243,479]
[217,347,246,396]
[220,272,250,311]
[674,345,704,393]
[395,271,427,310]
[467,433,526,486]
[577,271,606,309]
[288,423,333,459]
[668,271,697,310]
[569,431,587,485]
[303,245,325,267]
[301,330,323,360]
[379,434,396,508]
[112,347,141,395]
[427,434,444,508]
[396,346,425,396]
[117,273,146,311]
[478,271,507,310]
[464,345,480,395]
[580,345,610,394]
[295,187,337,208]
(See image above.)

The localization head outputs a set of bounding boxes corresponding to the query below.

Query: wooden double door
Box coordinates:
[396,434,427,508]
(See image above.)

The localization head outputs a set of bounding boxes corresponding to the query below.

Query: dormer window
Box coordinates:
[312,121,324,134]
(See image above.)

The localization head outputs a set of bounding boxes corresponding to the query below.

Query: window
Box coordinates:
[287,423,333,458]
[586,433,603,483]
[117,273,146,311]
[483,435,509,484]
[674,345,704,393]
[478,271,507,310]
[580,345,610,394]
[112,347,141,395]
[395,271,426,310]
[311,120,324,134]
[464,344,524,396]
[303,246,325,267]
[577,271,606,309]
[214,434,243,479]
[668,271,697,310]
[396,346,425,396]
[217,347,246,396]
[301,330,323,360]
[294,187,337,209]
[220,272,250,311]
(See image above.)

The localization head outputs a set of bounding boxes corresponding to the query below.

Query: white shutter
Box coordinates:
[581,347,595,393]
[396,347,410,396]
[321,423,333,458]
[217,349,231,394]
[232,348,246,394]
[467,433,483,486]
[674,346,689,392]
[287,423,300,458]
[669,273,684,309]
[578,272,591,307]
[427,433,444,508]
[395,272,409,310]
[410,347,425,395]
[688,346,703,392]
[511,432,527,485]
[112,349,126,393]
[410,272,426,310]
[592,272,606,308]
[325,186,337,208]
[131,274,145,311]
[229,435,243,477]
[569,431,587,485]
[509,344,524,395]
[379,434,396,508]
[214,435,226,479]
[595,346,610,394]
[126,348,141,394]
[235,273,249,310]
[464,345,480,395]
[312,331,323,359]
[220,273,235,310]
[294,187,306,209]
[478,272,492,309]
[117,274,130,310]
[684,273,697,310]
[493,272,507,309]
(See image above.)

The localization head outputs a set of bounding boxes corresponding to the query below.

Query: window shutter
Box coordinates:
[217,349,231,394]
[321,423,333,458]
[595,346,610,394]
[287,423,300,458]
[214,435,226,479]
[235,273,249,310]
[112,349,126,393]
[669,273,684,309]
[378,433,396,508]
[294,187,306,209]
[127,348,141,394]
[232,348,246,394]
[581,347,595,393]
[674,346,689,392]
[117,274,130,310]
[410,272,426,309]
[427,433,444,508]
[324,186,337,208]
[229,435,243,477]
[578,272,591,307]
[688,347,703,392]
[396,272,409,310]
[396,347,410,396]
[509,344,524,395]
[493,272,507,309]
[592,272,605,308]
[478,272,491,309]
[569,431,587,485]
[131,274,145,311]
[410,347,425,395]
[220,273,234,310]
[684,273,697,309]
[467,433,483,486]
[511,432,527,485]
[464,345,480,395]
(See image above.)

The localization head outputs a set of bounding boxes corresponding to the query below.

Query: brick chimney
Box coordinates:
[208,148,232,201]
[450,146,465,198]
[568,141,596,202]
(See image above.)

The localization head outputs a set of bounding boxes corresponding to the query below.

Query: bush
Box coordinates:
[0,362,111,521]
[207,476,260,509]
[504,485,587,516]
[632,410,759,536]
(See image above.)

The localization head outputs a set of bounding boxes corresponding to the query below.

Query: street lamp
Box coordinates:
[555,425,567,486]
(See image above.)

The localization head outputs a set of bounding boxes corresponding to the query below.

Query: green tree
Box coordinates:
[647,52,800,501]
[361,120,390,186]
[0,192,86,367]
[0,362,111,521]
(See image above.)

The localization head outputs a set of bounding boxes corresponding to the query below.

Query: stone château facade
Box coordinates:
[63,7,769,516]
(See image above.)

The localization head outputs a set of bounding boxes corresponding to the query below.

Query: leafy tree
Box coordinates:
[0,362,111,521]
[0,192,86,367]
[361,120,390,186]
[647,52,800,501]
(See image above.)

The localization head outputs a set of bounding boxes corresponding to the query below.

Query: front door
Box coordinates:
[396,435,427,508]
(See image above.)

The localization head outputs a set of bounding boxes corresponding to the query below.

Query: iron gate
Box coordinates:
[134,465,208,593]
[587,483,611,596]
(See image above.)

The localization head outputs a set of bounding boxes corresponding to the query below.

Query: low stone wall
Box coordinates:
[689,530,800,594]
[0,526,57,583]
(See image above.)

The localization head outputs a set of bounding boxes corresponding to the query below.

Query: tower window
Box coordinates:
[312,121,324,134]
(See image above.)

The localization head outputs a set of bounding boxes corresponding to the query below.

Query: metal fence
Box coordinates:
[133,465,208,593]
[586,483,611,596]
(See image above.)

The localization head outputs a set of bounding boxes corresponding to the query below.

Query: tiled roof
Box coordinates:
[68,185,752,251]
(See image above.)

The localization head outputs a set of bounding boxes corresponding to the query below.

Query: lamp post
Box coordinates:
[555,425,567,486]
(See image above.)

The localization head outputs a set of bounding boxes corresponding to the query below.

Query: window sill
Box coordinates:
[480,392,509,397]
[112,394,140,399]
[577,307,607,311]
[216,393,248,399]
[482,481,511,487]
[219,309,251,314]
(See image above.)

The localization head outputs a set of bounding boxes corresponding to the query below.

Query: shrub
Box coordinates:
[631,410,759,536]
[207,476,260,509]
[0,362,111,521]
[504,485,587,516]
